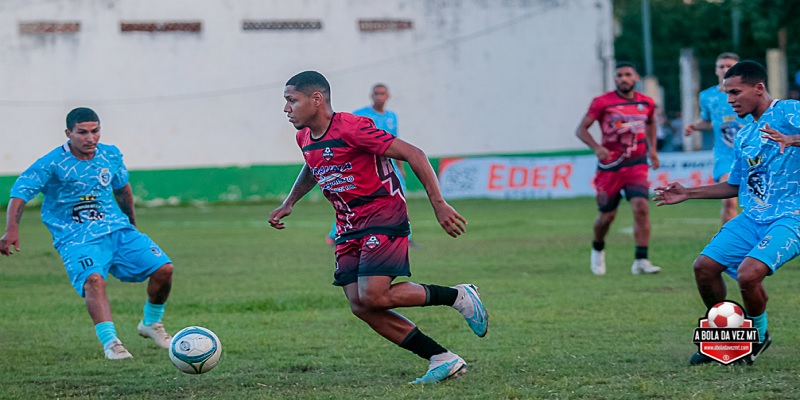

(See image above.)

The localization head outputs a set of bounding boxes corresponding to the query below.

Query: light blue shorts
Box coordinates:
[700,214,800,280]
[58,228,172,297]
[713,154,734,183]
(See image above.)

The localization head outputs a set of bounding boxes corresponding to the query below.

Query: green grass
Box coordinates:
[3,197,800,399]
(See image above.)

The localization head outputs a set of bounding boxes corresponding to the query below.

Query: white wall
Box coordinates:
[0,0,613,174]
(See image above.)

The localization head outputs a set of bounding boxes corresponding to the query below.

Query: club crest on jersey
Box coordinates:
[758,236,771,250]
[99,168,112,186]
[637,104,645,111]
[151,246,162,256]
[322,147,334,162]
[365,235,380,249]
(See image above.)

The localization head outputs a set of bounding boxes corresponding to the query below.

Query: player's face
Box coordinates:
[371,86,389,108]
[614,67,638,94]
[715,58,737,83]
[723,75,763,118]
[283,85,316,130]
[65,121,100,160]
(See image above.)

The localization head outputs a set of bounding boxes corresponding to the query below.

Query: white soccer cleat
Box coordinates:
[409,352,467,384]
[104,339,133,360]
[631,259,661,275]
[590,249,606,275]
[138,320,172,349]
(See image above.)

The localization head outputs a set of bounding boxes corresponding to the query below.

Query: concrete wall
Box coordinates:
[0,0,613,175]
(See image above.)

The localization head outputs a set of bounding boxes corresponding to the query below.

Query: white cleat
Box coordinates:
[590,249,606,275]
[409,352,467,384]
[137,320,172,349]
[452,284,489,337]
[104,339,133,360]
[631,259,661,275]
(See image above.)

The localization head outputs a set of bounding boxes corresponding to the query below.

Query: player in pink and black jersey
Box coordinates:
[576,62,662,276]
[268,71,488,384]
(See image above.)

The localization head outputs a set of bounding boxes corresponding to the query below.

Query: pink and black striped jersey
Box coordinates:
[296,112,410,243]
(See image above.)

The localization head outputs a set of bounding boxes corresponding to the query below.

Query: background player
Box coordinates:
[576,62,661,276]
[654,60,800,365]
[0,108,174,360]
[269,71,488,384]
[684,52,750,224]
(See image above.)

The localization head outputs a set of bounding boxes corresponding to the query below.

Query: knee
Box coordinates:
[151,263,173,282]
[631,201,649,219]
[358,292,391,310]
[597,212,616,226]
[349,299,372,320]
[693,257,720,282]
[737,266,765,289]
[83,273,106,292]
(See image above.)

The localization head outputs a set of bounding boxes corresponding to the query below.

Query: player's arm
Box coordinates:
[684,118,712,136]
[0,198,27,256]
[575,116,609,161]
[645,116,660,170]
[653,181,739,206]
[113,183,137,227]
[268,164,316,230]
[383,138,466,237]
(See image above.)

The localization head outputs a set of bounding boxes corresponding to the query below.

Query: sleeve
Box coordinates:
[111,147,130,190]
[699,92,711,122]
[585,97,603,120]
[785,101,800,132]
[10,158,51,202]
[343,116,396,156]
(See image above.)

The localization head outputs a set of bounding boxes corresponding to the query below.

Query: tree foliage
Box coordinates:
[613,0,800,113]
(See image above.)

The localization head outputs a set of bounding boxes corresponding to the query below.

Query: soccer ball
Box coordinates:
[707,301,744,328]
[169,326,222,374]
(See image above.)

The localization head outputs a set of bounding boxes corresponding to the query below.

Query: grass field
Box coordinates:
[2,197,800,399]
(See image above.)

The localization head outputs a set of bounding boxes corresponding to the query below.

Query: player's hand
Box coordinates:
[432,201,467,238]
[0,231,20,256]
[760,123,794,154]
[649,152,660,170]
[594,147,610,161]
[268,204,293,230]
[652,182,688,206]
[684,123,697,136]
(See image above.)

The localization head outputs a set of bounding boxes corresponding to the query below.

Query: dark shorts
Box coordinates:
[332,234,410,286]
[594,164,650,212]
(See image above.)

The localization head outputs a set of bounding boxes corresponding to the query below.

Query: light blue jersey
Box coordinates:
[352,106,398,137]
[729,100,800,223]
[699,85,751,181]
[10,142,134,248]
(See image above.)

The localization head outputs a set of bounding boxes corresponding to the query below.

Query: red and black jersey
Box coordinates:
[296,112,410,243]
[586,91,655,171]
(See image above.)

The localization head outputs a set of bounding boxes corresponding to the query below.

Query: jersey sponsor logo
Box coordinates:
[311,162,352,176]
[72,195,104,223]
[322,147,334,162]
[319,173,356,192]
[99,168,112,186]
[365,235,380,249]
[746,156,770,209]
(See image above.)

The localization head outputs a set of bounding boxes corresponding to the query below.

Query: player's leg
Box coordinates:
[111,229,174,349]
[718,173,737,224]
[624,165,660,274]
[344,280,466,384]
[591,170,622,275]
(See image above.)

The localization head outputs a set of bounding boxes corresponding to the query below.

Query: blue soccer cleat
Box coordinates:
[409,352,467,384]
[452,284,489,337]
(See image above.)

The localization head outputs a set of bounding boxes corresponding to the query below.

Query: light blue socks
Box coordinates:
[95,321,118,350]
[143,301,166,326]
[750,311,768,343]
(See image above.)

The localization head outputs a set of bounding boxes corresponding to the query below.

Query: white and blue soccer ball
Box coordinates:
[169,326,222,374]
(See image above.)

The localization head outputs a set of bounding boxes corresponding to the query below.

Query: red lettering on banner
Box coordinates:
[552,164,572,189]
[509,166,528,188]
[488,164,504,190]
[486,163,574,190]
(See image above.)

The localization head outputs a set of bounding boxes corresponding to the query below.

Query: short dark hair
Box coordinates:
[616,61,637,72]
[286,71,330,102]
[724,60,768,87]
[372,83,388,92]
[717,52,739,62]
[66,107,99,130]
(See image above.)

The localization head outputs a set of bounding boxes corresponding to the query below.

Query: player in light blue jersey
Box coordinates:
[0,108,174,360]
[327,83,418,246]
[654,61,800,366]
[685,53,750,224]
